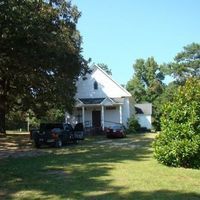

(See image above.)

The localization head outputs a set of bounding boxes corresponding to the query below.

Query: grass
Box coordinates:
[0,133,200,200]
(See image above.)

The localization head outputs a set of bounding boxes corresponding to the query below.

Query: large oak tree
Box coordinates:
[0,0,88,133]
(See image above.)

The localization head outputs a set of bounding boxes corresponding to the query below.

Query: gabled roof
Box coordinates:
[135,103,152,115]
[101,98,115,106]
[92,65,132,97]
[111,98,124,104]
[76,65,132,99]
[135,107,144,114]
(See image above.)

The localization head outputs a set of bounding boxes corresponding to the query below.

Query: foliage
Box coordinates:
[127,57,165,103]
[127,57,165,130]
[153,78,200,168]
[40,108,65,123]
[5,111,27,131]
[96,63,112,75]
[152,82,179,130]
[158,42,200,131]
[6,108,65,130]
[126,115,141,133]
[0,0,88,133]
[126,76,146,103]
[168,43,200,83]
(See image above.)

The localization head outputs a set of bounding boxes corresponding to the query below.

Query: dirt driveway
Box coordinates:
[0,132,154,160]
[0,133,46,159]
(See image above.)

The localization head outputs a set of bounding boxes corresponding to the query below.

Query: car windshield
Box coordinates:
[74,123,83,131]
[51,128,61,132]
[64,124,73,131]
[40,123,63,131]
[112,125,123,130]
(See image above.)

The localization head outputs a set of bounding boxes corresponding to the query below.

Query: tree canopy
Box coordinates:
[0,0,88,133]
[153,78,200,168]
[126,57,165,130]
[168,43,200,83]
[126,57,165,103]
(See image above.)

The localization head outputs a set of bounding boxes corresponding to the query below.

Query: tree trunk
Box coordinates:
[0,102,6,134]
[0,79,6,134]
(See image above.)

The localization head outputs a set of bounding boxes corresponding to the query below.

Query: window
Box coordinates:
[106,106,116,110]
[94,81,98,90]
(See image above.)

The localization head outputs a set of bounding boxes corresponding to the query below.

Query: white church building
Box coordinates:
[67,65,152,132]
[70,65,134,131]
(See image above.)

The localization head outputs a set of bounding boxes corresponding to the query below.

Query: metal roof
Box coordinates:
[79,98,105,105]
[77,97,124,106]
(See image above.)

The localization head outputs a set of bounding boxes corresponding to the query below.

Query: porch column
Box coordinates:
[101,105,105,131]
[82,106,85,127]
[119,105,122,124]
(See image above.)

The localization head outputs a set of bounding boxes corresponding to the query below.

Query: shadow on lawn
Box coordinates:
[1,134,198,199]
[84,190,200,200]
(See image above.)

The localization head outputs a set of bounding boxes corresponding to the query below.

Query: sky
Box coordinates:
[72,0,200,85]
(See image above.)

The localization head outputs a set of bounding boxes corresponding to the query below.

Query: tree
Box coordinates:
[126,76,146,103]
[168,43,200,83]
[127,57,164,103]
[126,115,141,134]
[153,81,179,130]
[153,78,200,168]
[0,0,88,133]
[96,63,112,75]
[41,108,65,123]
[126,57,165,130]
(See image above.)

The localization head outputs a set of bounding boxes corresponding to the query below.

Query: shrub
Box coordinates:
[126,115,141,134]
[153,78,200,168]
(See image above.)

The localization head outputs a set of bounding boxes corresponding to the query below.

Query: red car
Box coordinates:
[106,125,126,138]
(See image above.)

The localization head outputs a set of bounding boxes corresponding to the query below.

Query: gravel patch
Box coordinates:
[94,139,141,149]
[0,134,48,159]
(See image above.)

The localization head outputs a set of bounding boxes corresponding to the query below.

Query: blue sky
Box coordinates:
[73,0,200,85]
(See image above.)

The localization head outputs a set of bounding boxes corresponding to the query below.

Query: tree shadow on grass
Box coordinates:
[0,152,123,199]
[2,134,197,200]
[84,190,200,200]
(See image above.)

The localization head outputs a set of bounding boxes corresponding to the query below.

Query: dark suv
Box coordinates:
[32,123,84,148]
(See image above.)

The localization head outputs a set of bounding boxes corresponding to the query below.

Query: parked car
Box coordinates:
[74,123,85,140]
[31,123,84,148]
[30,128,38,140]
[106,124,126,138]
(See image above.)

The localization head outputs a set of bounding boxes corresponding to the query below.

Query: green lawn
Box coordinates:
[0,134,200,200]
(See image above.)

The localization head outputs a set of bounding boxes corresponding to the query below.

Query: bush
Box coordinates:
[153,78,200,168]
[126,115,141,134]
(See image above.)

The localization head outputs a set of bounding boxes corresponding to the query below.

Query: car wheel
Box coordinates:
[55,139,62,148]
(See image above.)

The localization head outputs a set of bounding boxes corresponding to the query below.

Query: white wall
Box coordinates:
[104,108,120,127]
[122,97,130,127]
[76,68,131,99]
[136,114,152,130]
